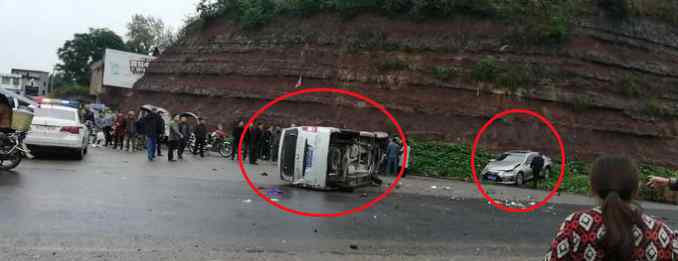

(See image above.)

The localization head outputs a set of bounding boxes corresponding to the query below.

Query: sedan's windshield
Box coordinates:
[499,153,527,163]
[35,108,77,121]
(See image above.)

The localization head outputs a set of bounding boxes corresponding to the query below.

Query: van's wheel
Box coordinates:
[516,172,525,186]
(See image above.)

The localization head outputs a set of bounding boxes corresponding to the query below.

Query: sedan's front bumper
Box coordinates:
[482,171,517,184]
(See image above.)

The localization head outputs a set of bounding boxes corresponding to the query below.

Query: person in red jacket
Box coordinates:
[546,156,678,260]
[112,112,127,150]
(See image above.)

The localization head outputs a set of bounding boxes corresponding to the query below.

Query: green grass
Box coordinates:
[409,140,678,203]
[431,66,456,80]
[376,58,409,72]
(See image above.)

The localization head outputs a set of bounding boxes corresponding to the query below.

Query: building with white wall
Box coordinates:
[0,73,24,95]
[11,69,49,97]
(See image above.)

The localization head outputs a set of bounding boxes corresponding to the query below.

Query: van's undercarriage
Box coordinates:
[326,131,384,189]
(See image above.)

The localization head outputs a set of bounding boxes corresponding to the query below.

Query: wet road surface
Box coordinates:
[1,148,677,260]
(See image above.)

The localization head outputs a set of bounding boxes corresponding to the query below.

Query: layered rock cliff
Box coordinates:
[116,13,678,166]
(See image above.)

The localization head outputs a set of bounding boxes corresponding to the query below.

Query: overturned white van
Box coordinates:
[278,126,389,190]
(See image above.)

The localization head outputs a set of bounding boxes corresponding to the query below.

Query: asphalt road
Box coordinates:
[1,147,677,261]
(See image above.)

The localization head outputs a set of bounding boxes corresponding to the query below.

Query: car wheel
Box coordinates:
[516,172,524,186]
[74,148,85,160]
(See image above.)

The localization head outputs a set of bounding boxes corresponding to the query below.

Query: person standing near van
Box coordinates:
[385,138,401,176]
[248,122,261,165]
[270,126,282,162]
[193,118,208,158]
[231,121,245,160]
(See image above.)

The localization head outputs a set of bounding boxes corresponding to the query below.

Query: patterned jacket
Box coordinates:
[546,208,678,261]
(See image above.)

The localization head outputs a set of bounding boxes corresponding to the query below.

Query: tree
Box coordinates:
[126,14,176,55]
[56,28,128,85]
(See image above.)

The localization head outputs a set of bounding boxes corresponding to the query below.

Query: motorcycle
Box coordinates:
[0,89,36,171]
[0,131,30,170]
[186,132,233,158]
[206,132,232,158]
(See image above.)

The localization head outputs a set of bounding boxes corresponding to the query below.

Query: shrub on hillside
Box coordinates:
[597,0,628,19]
[472,56,499,82]
[239,0,277,29]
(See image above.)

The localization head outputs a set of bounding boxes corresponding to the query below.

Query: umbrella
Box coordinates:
[177,112,200,120]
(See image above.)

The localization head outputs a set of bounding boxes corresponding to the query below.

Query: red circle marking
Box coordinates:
[470,109,566,213]
[237,88,408,217]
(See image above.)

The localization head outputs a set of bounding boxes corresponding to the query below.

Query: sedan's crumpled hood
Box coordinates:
[485,161,521,171]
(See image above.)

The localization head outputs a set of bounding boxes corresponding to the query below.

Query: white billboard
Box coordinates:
[103,48,156,88]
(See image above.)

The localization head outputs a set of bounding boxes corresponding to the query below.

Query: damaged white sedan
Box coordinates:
[278,126,388,191]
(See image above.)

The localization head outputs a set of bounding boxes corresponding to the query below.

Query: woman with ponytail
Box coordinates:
[546,156,678,261]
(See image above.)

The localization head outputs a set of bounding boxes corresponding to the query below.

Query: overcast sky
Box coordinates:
[0,0,198,74]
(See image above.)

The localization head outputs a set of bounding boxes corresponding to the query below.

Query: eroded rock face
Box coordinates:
[116,14,678,166]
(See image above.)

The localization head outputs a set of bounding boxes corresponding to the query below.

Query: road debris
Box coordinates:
[242,199,252,204]
[350,244,359,250]
[260,172,269,176]
[444,186,451,190]
[271,198,280,202]
[431,186,438,189]
[266,188,283,197]
[361,193,368,198]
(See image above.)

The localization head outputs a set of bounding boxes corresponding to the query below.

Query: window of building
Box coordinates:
[12,78,19,86]
[1,77,10,84]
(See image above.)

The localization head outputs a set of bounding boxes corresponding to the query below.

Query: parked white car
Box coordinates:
[481,151,552,185]
[25,104,89,159]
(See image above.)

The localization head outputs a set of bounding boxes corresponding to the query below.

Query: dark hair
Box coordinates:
[590,156,643,261]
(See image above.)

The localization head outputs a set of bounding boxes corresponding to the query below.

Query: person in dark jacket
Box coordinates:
[142,108,164,161]
[231,121,245,160]
[261,124,272,161]
[270,126,282,162]
[156,111,166,157]
[167,115,183,162]
[177,115,192,160]
[193,118,208,157]
[248,122,261,165]
[530,154,545,188]
[385,138,401,176]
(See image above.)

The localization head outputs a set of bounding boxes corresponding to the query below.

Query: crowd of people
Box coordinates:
[83,107,225,162]
[230,120,285,165]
